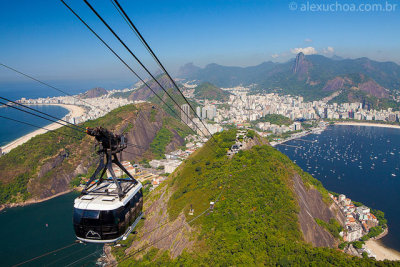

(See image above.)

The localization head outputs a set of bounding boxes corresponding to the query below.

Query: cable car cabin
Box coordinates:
[73,179,143,243]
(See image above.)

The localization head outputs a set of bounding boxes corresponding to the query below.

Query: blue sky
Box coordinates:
[1,0,399,91]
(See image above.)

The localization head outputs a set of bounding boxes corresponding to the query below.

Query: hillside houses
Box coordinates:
[330,193,379,242]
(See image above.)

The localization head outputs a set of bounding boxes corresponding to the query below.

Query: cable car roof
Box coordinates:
[74,180,142,211]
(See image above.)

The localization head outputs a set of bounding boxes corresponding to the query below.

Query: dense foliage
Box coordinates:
[315,218,343,239]
[117,130,397,266]
[150,127,174,159]
[193,82,231,101]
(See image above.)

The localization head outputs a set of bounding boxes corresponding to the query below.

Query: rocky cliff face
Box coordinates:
[292,52,312,79]
[359,80,389,98]
[292,173,345,247]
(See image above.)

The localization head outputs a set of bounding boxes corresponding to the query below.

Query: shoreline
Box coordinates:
[0,189,74,212]
[335,121,400,130]
[365,236,400,261]
[1,104,85,153]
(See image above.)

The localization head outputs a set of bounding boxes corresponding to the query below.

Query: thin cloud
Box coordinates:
[304,38,313,43]
[271,54,279,58]
[322,46,335,54]
[290,47,318,55]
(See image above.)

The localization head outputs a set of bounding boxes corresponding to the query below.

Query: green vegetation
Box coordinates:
[361,226,384,241]
[246,129,255,139]
[139,159,151,168]
[352,241,365,249]
[117,130,393,266]
[150,108,157,122]
[338,242,349,250]
[194,82,231,101]
[122,123,133,134]
[315,218,343,239]
[372,209,388,227]
[302,120,318,130]
[267,130,302,142]
[69,175,83,188]
[0,173,31,203]
[150,127,174,159]
[253,114,293,126]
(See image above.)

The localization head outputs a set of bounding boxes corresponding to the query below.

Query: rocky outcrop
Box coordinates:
[292,52,312,79]
[128,75,176,101]
[127,185,195,259]
[292,174,345,247]
[323,77,345,91]
[80,87,107,98]
[359,80,389,98]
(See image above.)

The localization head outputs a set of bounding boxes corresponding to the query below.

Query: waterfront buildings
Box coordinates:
[330,193,379,242]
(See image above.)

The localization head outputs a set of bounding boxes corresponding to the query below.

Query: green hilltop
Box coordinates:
[193,82,231,102]
[113,130,396,266]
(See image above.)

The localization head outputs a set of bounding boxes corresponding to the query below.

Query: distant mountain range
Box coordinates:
[178,53,400,102]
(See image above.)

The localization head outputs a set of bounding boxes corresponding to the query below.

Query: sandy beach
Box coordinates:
[1,104,85,153]
[365,239,400,261]
[335,121,400,130]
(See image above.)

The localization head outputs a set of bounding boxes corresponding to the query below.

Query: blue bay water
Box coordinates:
[0,105,69,147]
[0,192,102,266]
[277,125,400,251]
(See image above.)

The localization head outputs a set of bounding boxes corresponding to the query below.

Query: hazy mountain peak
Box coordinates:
[292,52,311,78]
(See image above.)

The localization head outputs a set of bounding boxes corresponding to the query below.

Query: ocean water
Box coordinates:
[277,125,400,251]
[0,105,69,147]
[0,192,102,266]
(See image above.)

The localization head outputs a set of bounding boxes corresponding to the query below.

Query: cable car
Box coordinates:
[73,127,143,243]
[73,179,143,243]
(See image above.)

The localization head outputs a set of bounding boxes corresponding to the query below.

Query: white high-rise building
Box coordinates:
[181,104,190,124]
[196,106,201,118]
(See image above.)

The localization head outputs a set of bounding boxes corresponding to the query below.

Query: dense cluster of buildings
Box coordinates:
[219,90,317,123]
[330,193,379,242]
[317,102,400,122]
[18,93,135,124]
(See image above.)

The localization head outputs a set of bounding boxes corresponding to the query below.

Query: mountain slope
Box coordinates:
[179,54,400,101]
[80,87,108,98]
[128,74,184,101]
[0,103,191,206]
[112,130,394,266]
[193,82,231,101]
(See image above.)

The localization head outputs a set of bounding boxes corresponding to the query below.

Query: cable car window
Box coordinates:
[73,208,84,224]
[84,210,100,219]
[101,210,116,224]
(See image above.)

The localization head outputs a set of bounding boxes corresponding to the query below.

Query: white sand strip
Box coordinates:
[1,104,85,153]
[365,239,400,261]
